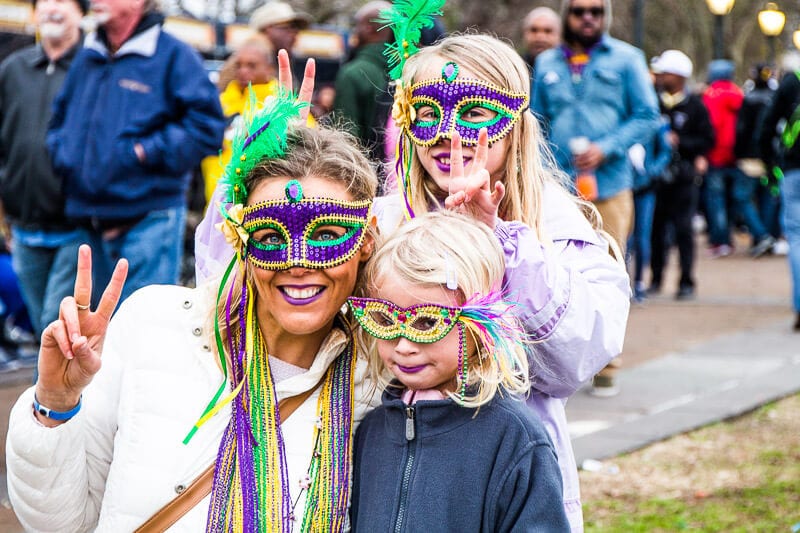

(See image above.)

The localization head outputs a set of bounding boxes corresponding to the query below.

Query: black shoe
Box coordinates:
[676,285,695,300]
[749,236,776,258]
[646,284,661,296]
[12,345,38,368]
[0,345,19,373]
[590,375,620,397]
[794,313,800,332]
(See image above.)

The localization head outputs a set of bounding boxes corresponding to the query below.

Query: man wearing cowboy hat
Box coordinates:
[250,1,312,86]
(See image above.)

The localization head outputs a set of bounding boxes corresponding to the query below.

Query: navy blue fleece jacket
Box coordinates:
[350,387,569,532]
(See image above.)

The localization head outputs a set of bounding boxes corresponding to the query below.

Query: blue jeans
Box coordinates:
[0,254,33,332]
[756,180,783,239]
[80,207,186,306]
[628,190,655,287]
[781,169,800,312]
[705,166,769,246]
[11,238,81,336]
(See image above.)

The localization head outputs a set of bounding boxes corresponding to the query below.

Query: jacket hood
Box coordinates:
[560,0,613,35]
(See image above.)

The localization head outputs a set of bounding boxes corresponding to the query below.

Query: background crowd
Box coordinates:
[0,0,797,399]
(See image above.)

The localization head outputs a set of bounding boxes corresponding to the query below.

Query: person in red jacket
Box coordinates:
[702,60,775,258]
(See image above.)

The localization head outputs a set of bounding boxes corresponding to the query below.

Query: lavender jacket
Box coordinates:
[194,182,630,531]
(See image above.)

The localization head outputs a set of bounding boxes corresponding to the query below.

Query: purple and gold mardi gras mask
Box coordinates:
[402,62,529,147]
[348,297,463,344]
[241,180,372,270]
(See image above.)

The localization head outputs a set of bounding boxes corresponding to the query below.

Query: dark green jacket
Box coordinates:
[333,42,389,157]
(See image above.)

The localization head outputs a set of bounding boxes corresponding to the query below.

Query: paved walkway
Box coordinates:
[567,319,800,465]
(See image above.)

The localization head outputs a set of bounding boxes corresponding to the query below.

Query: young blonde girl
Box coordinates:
[374,31,630,531]
[349,210,569,531]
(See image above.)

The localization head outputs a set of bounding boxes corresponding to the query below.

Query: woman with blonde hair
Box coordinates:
[7,92,379,531]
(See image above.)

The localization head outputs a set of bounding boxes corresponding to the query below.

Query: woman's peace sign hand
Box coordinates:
[35,245,128,426]
[444,128,505,229]
[277,49,315,121]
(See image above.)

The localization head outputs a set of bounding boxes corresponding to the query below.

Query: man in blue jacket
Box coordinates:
[532,0,659,396]
[47,0,224,303]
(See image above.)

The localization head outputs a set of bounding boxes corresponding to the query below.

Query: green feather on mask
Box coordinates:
[379,0,445,80]
[221,87,308,206]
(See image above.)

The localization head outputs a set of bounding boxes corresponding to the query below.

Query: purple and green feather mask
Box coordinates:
[378,0,528,218]
[192,87,367,531]
[242,180,372,271]
[404,61,529,147]
[216,89,373,271]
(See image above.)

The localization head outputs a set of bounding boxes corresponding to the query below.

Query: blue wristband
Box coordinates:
[33,394,82,421]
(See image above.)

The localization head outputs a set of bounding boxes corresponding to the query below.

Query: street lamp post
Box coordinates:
[633,0,645,49]
[706,0,736,59]
[758,3,786,65]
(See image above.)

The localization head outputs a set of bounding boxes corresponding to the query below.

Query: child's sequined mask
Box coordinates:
[405,61,529,147]
[347,297,462,343]
[243,180,372,270]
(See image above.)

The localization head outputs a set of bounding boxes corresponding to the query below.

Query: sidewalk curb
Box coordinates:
[567,320,800,465]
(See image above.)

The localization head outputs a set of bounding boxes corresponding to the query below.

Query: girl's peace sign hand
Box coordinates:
[444,128,505,229]
[35,245,128,426]
[277,49,315,121]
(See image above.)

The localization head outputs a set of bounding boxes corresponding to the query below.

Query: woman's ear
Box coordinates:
[360,238,375,260]
[359,216,379,261]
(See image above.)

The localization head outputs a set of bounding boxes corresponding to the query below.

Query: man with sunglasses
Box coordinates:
[532,0,659,397]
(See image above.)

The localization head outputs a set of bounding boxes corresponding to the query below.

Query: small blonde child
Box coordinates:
[348,210,569,532]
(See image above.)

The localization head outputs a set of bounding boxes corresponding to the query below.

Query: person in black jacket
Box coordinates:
[0,0,86,339]
[648,50,715,300]
[735,64,782,248]
[760,67,800,331]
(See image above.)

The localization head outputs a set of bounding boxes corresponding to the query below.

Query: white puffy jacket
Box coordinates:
[6,284,376,532]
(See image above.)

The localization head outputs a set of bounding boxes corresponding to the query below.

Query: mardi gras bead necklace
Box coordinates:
[205,306,356,532]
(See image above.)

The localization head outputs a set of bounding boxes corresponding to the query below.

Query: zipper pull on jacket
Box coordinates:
[405,406,415,441]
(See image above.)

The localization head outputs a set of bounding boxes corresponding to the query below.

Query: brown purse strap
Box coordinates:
[277,378,323,422]
[135,379,324,533]
[134,463,215,533]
